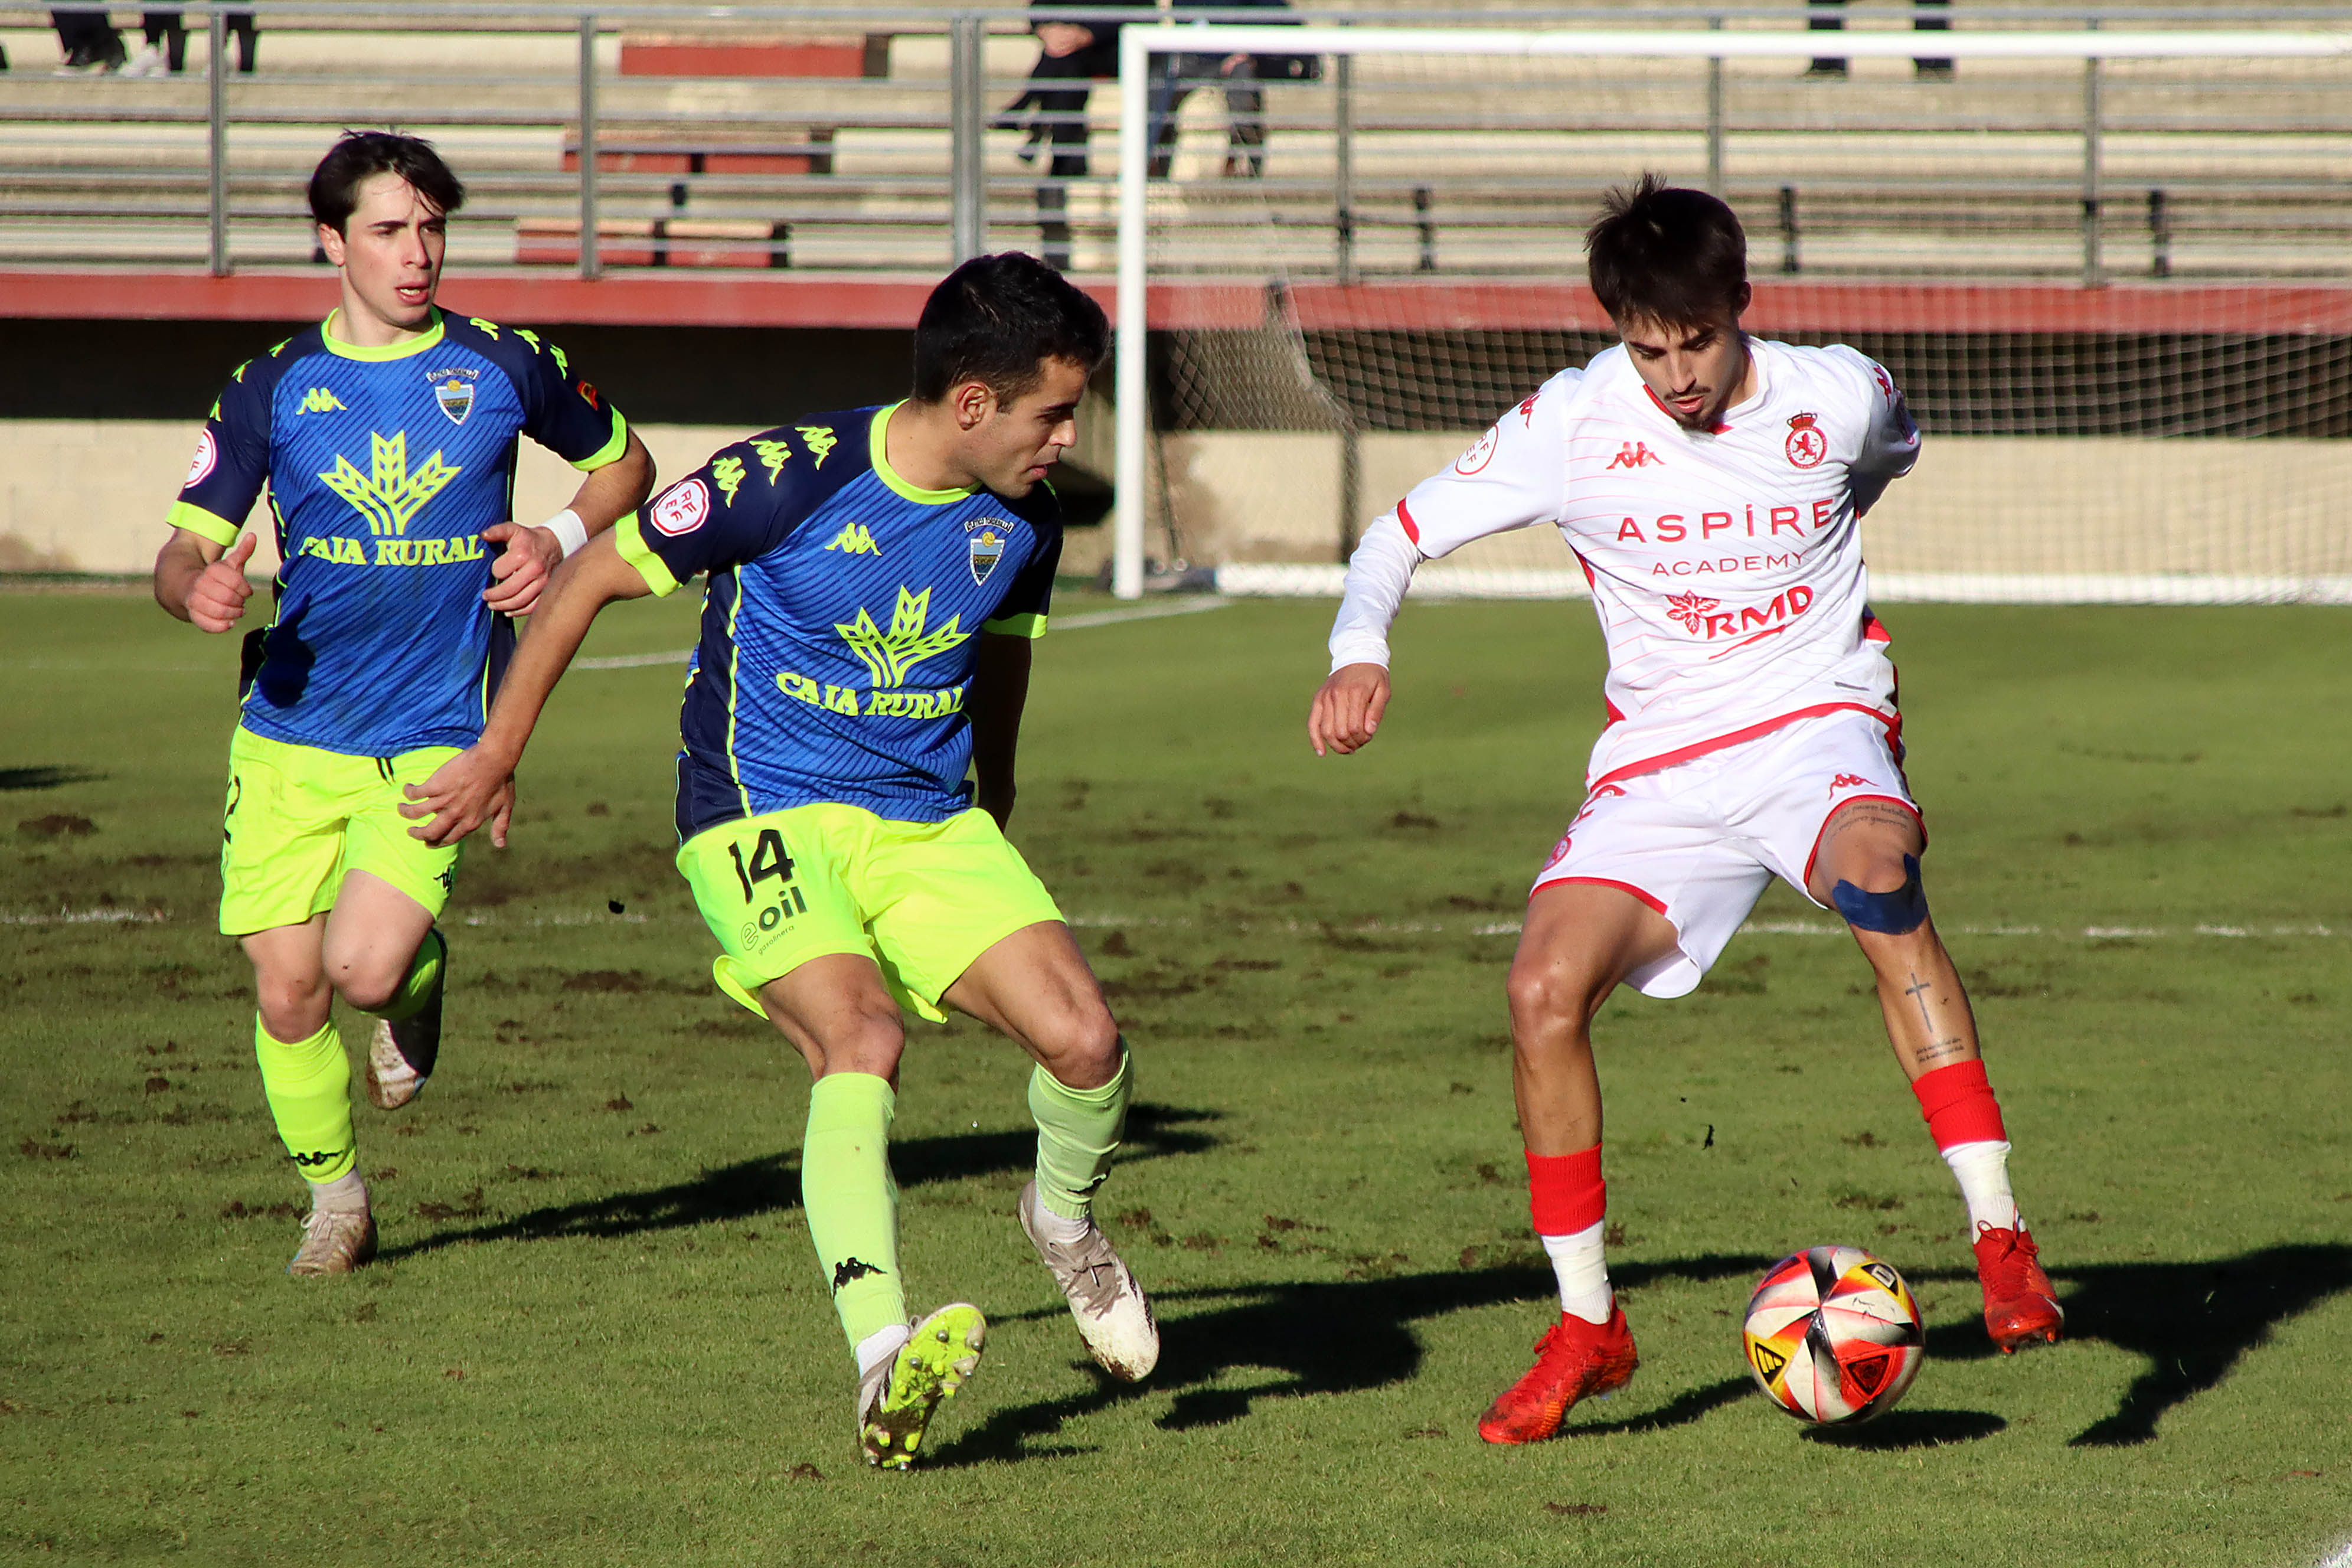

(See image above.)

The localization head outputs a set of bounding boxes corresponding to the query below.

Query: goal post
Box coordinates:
[1109,22,2352,602]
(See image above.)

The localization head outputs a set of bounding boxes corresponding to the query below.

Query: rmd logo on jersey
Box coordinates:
[1663,584,1816,643]
[649,478,711,537]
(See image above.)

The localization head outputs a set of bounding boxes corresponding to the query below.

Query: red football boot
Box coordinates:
[1974,1222,2064,1352]
[1477,1306,1639,1444]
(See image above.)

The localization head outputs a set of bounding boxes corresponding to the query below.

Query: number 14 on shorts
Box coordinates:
[727,826,807,940]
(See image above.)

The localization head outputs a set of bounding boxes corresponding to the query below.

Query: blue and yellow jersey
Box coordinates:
[614,403,1063,834]
[171,308,631,756]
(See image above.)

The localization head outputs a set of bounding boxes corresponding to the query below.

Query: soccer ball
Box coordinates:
[1742,1246,1924,1425]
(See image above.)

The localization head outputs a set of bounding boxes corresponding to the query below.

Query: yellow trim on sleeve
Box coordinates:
[979,612,1048,640]
[573,407,629,472]
[321,308,445,362]
[613,512,681,597]
[167,500,242,547]
[869,403,975,505]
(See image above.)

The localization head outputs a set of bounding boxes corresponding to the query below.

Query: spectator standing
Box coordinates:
[998,2,1131,270]
[50,8,127,74]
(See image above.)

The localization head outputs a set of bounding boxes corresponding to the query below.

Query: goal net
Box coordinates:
[1108,23,2352,603]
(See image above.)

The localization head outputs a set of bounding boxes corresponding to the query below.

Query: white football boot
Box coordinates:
[1017,1181,1159,1381]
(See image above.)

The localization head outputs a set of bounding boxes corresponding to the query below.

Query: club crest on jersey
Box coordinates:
[649,477,710,537]
[1453,425,1499,475]
[428,367,479,426]
[1785,412,1828,469]
[965,518,1008,585]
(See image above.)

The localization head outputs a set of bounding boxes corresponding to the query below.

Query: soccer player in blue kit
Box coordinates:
[406,254,1157,1469]
[151,132,655,1275]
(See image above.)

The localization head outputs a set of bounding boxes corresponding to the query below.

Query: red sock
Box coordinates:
[1526,1144,1606,1236]
[1912,1060,2007,1151]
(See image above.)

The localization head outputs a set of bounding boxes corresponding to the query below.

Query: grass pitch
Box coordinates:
[4,586,2350,1567]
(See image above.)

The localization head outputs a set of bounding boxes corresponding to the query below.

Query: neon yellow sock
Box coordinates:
[1029,1040,1130,1221]
[802,1073,906,1353]
[253,1016,355,1185]
[373,929,445,1023]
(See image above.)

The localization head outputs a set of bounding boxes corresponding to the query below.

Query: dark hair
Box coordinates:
[912,253,1110,404]
[307,130,466,234]
[1585,174,1747,326]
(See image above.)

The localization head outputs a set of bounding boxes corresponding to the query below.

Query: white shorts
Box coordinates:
[1530,711,1922,1000]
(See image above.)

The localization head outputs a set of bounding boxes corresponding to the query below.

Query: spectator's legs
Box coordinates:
[1147,60,1203,181]
[1913,0,1953,79]
[1222,77,1266,179]
[228,10,256,72]
[51,8,125,70]
[1034,86,1091,272]
[1806,0,1848,78]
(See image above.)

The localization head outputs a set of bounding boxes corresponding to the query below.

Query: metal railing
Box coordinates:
[1,4,2348,284]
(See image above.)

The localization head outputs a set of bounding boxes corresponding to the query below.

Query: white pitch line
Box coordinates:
[572,597,1234,671]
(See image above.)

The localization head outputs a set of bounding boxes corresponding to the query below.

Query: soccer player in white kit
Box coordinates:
[1308,177,2063,1445]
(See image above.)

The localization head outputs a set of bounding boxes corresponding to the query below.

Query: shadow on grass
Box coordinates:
[925,1255,1772,1466]
[1802,1408,2007,1449]
[374,1102,1221,1263]
[928,1243,2352,1464]
[0,765,105,791]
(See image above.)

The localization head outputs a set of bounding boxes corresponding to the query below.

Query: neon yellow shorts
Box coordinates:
[218,727,462,937]
[676,802,1064,1024]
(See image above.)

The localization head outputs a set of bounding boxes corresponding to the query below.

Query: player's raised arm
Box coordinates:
[402,531,650,847]
[1308,374,1578,757]
[479,332,658,616]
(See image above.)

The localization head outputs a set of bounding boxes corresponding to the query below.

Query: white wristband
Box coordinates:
[541,508,589,559]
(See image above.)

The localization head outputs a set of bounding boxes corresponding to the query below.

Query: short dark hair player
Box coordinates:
[1308,176,2063,1444]
[405,254,1157,1469]
[152,130,655,1276]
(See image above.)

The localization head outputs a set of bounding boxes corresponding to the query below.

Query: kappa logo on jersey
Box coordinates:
[317,431,463,538]
[1606,441,1661,470]
[428,367,478,426]
[648,478,710,537]
[296,387,348,416]
[1828,773,1873,796]
[1872,365,1895,402]
[1518,394,1540,426]
[711,456,746,504]
[1785,411,1828,469]
[1454,425,1500,475]
[825,522,881,556]
[798,424,838,468]
[751,437,793,484]
[184,429,218,489]
[966,518,1008,585]
[836,586,970,690]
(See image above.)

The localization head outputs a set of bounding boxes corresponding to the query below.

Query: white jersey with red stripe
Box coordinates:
[1328,337,1920,789]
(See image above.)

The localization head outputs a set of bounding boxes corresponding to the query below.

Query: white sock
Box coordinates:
[1027,1202,1091,1246]
[854,1322,911,1378]
[309,1172,367,1213]
[1540,1221,1614,1324]
[1941,1139,2020,1233]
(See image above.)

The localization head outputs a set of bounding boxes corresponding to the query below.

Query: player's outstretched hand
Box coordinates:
[1308,662,1391,756]
[187,534,258,633]
[481,521,564,616]
[401,746,517,849]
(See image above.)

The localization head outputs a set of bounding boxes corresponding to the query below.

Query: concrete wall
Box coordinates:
[10,417,2345,583]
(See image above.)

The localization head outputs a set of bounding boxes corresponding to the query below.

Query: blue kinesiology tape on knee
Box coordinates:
[1832,853,1928,935]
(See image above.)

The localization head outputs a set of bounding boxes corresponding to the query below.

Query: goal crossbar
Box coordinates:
[1109,24,2352,598]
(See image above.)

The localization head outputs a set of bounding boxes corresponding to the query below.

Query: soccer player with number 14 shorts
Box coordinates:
[1308,176,2064,1445]
[150,132,654,1276]
[406,254,1157,1470]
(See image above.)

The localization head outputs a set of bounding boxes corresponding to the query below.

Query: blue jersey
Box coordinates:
[614,403,1063,834]
[171,309,630,756]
